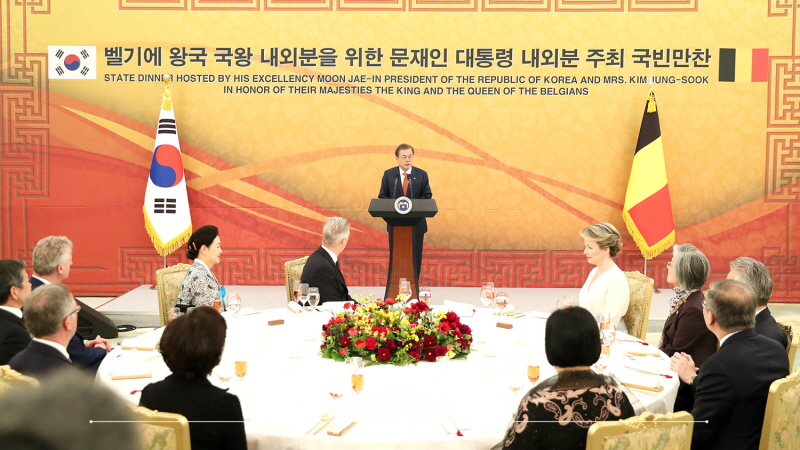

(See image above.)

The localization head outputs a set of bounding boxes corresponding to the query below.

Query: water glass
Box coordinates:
[227,293,242,315]
[298,283,310,311]
[308,287,320,310]
[495,291,509,311]
[418,286,432,303]
[479,282,495,308]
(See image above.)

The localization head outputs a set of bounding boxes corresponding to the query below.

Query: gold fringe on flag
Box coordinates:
[622,210,675,260]
[143,206,192,257]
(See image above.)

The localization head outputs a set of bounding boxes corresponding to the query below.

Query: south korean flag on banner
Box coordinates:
[143,85,192,256]
[48,46,96,79]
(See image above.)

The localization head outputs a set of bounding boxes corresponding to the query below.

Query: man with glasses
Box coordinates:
[0,259,33,365]
[10,284,81,378]
[672,279,789,450]
[29,235,110,372]
[378,143,433,285]
[727,257,788,350]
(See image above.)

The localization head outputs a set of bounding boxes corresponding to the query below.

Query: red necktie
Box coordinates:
[402,172,409,196]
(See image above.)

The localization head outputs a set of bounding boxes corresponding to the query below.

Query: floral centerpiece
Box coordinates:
[320,296,473,365]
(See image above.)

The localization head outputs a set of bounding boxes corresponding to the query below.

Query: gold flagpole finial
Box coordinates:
[161,74,173,111]
[646,88,657,113]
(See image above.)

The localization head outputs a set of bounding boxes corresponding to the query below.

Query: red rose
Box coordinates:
[437,322,451,333]
[409,351,422,362]
[377,348,391,361]
[423,335,437,348]
[348,328,358,336]
[458,324,472,334]
[355,340,366,348]
[344,302,352,310]
[339,348,347,356]
[424,348,436,362]
[385,339,398,351]
[385,298,396,305]
[366,337,377,350]
[339,336,351,347]
[446,312,459,323]
[436,345,447,357]
[404,307,412,314]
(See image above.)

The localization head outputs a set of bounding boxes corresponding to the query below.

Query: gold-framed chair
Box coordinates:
[156,263,191,326]
[777,321,797,369]
[759,367,800,450]
[132,405,191,450]
[0,365,39,396]
[586,411,693,450]
[622,271,654,341]
[284,256,309,303]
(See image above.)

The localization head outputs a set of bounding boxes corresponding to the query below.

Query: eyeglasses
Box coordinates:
[64,304,81,319]
[399,155,414,161]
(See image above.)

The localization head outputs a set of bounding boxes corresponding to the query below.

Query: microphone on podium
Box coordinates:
[393,174,399,198]
[407,175,413,199]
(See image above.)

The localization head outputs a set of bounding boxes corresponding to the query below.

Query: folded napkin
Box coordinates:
[287,301,302,313]
[442,300,475,318]
[617,371,662,392]
[110,367,152,380]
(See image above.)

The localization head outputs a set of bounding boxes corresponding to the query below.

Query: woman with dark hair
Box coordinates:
[139,306,246,450]
[659,243,716,412]
[578,222,630,330]
[502,307,635,450]
[177,225,222,308]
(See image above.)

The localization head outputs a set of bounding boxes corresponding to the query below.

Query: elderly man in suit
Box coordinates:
[300,217,355,305]
[30,236,110,372]
[671,279,789,450]
[10,283,81,377]
[727,257,788,350]
[0,260,32,365]
[378,143,433,285]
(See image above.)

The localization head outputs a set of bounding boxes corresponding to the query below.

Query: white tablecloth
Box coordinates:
[98,306,678,450]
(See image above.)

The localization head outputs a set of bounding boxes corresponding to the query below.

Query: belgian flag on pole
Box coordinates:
[622,89,675,260]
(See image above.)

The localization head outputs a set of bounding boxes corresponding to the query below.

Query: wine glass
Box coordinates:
[298,283,310,311]
[227,293,242,315]
[215,364,234,388]
[168,307,182,322]
[479,282,495,309]
[213,291,223,312]
[308,287,320,311]
[292,280,302,302]
[495,291,509,311]
[398,279,411,302]
[234,360,248,381]
[508,370,525,395]
[601,323,617,347]
[418,286,432,303]
[345,357,365,395]
[527,365,540,384]
[327,374,346,410]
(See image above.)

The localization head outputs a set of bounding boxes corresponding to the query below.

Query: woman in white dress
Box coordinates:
[177,225,222,308]
[578,222,629,330]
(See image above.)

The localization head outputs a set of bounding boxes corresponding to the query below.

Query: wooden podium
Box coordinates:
[368,198,438,301]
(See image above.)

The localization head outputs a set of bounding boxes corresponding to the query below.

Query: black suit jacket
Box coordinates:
[140,374,247,450]
[378,166,433,234]
[29,276,107,372]
[659,291,718,367]
[0,308,31,365]
[9,340,72,378]
[754,307,789,350]
[300,247,354,305]
[691,329,790,450]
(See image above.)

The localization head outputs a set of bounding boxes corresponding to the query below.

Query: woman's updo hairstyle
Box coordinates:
[186,225,219,260]
[579,222,623,257]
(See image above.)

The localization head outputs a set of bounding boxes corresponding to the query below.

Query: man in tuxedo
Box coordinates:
[30,236,110,372]
[300,217,355,305]
[10,283,81,378]
[0,260,32,365]
[727,256,788,350]
[378,143,433,285]
[671,279,789,450]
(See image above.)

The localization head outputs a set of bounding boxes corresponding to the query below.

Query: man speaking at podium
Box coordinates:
[378,144,433,285]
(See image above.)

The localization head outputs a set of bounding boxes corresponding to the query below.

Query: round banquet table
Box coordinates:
[98,305,679,450]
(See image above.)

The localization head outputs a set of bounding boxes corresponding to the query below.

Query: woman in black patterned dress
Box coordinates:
[177,225,222,308]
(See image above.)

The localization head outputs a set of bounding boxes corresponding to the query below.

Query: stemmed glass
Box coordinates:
[307,287,320,311]
[398,279,412,303]
[479,282,495,309]
[292,280,302,302]
[168,307,182,322]
[527,365,540,384]
[418,286,432,303]
[234,360,248,381]
[227,293,242,315]
[345,357,364,395]
[495,291,509,311]
[215,364,234,388]
[298,283,310,311]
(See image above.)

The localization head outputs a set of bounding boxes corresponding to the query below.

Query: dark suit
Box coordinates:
[9,340,72,378]
[0,308,31,365]
[691,329,790,450]
[300,246,354,305]
[754,307,789,350]
[378,166,433,283]
[659,291,718,412]
[29,276,107,373]
[140,374,247,450]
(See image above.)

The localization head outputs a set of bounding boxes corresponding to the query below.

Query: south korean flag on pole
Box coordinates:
[48,46,96,79]
[143,84,192,256]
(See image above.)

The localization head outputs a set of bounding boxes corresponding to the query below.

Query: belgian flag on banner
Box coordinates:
[622,90,675,260]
